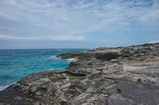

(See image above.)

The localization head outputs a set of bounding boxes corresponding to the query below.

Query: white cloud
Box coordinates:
[0,0,159,41]
[0,34,85,41]
[148,40,159,43]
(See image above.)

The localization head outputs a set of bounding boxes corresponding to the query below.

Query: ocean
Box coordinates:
[0,49,86,91]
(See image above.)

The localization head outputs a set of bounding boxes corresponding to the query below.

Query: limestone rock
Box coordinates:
[0,43,159,105]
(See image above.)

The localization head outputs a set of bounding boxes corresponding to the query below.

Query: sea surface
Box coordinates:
[0,49,87,91]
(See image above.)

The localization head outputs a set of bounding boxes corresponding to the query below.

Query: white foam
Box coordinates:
[0,85,9,91]
[67,58,77,62]
[48,55,59,60]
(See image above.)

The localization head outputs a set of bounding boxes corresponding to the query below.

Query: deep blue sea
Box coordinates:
[0,49,86,91]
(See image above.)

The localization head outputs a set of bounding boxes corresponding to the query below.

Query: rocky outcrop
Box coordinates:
[0,43,159,105]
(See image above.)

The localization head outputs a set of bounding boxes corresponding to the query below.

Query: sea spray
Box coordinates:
[67,58,78,62]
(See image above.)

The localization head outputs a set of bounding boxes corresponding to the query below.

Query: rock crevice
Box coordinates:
[0,43,159,105]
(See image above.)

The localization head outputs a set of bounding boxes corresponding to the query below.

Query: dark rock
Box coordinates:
[0,43,159,105]
[95,52,120,61]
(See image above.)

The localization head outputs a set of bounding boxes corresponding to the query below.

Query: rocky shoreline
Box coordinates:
[0,43,159,105]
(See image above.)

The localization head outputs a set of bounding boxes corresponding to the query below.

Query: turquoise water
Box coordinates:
[0,49,86,90]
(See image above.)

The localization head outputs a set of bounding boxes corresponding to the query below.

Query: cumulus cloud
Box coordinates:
[0,0,159,42]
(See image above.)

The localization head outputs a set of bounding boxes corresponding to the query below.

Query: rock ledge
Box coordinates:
[0,43,159,105]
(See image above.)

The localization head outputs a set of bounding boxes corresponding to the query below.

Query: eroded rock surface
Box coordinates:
[0,43,159,105]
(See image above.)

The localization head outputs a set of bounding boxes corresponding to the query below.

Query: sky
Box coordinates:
[0,0,159,49]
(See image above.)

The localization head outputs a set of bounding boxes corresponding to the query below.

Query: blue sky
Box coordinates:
[0,0,159,49]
